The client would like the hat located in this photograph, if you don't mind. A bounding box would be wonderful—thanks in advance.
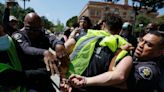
[9,15,17,22]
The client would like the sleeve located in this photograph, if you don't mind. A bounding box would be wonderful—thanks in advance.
[12,32,46,56]
[134,63,160,90]
[44,30,64,49]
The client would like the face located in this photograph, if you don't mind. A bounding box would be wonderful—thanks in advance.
[134,33,161,60]
[9,21,18,29]
[79,20,88,29]
[28,27,43,41]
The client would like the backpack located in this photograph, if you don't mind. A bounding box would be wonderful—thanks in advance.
[82,38,114,77]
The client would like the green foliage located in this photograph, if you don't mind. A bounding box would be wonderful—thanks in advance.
[66,16,78,27]
[0,3,5,24]
[52,19,64,33]
[133,0,164,12]
[0,2,55,30]
[134,14,152,32]
[41,16,54,30]
[155,15,164,25]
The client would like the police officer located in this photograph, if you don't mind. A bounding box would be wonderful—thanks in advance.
[12,12,67,92]
[127,31,163,92]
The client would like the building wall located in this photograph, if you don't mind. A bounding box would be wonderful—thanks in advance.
[79,1,157,25]
[79,1,135,25]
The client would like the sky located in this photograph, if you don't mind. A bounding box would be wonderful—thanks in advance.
[1,0,164,25]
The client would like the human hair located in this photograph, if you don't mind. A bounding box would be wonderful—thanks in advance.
[102,12,123,33]
[79,16,92,29]
[149,30,164,49]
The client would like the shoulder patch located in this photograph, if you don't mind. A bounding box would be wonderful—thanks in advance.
[12,33,23,43]
[138,66,153,80]
[13,33,22,40]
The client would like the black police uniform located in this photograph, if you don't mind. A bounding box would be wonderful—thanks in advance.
[12,28,63,92]
[12,28,63,70]
[128,57,160,92]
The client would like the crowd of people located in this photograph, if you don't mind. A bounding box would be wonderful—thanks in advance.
[0,2,164,92]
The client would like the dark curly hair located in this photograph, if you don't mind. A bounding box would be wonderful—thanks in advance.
[102,12,123,33]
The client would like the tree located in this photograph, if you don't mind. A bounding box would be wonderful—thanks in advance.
[41,16,54,30]
[0,2,56,30]
[155,15,164,25]
[0,3,5,24]
[53,19,64,33]
[133,13,152,37]
[66,16,78,27]
[132,0,164,12]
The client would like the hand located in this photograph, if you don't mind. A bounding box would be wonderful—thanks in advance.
[43,50,58,74]
[54,44,70,78]
[121,43,134,51]
[60,78,72,92]
[69,28,81,38]
[69,74,87,88]
[55,44,67,59]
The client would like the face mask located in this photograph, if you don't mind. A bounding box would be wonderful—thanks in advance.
[0,34,11,51]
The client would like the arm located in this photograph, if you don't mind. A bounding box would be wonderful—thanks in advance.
[64,38,76,55]
[70,55,133,87]
[12,32,46,56]
[21,41,46,55]
[86,55,132,86]
[64,28,80,55]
